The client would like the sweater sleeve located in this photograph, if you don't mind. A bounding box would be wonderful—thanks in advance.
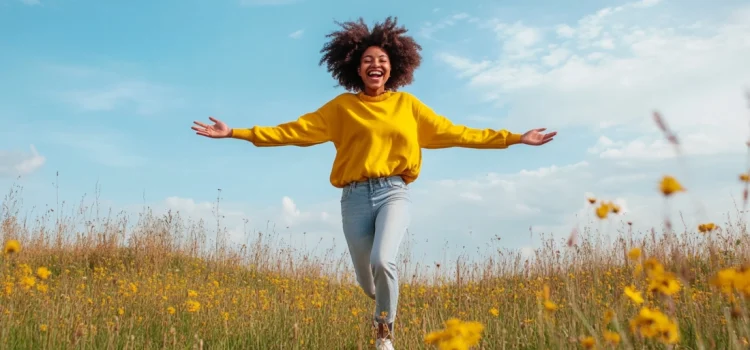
[412,95,522,149]
[230,101,334,147]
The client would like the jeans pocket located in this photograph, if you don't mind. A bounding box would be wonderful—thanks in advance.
[340,187,351,202]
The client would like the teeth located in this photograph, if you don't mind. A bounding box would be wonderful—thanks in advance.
[368,71,383,77]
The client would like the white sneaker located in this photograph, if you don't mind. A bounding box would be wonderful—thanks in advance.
[375,338,395,350]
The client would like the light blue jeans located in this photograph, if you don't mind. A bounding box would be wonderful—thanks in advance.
[340,176,411,327]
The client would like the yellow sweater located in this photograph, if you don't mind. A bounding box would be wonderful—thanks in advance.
[231,91,522,188]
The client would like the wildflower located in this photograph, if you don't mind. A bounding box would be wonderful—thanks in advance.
[489,307,499,317]
[20,276,35,291]
[603,330,621,345]
[596,203,610,219]
[698,223,716,233]
[629,307,679,344]
[543,300,558,312]
[424,318,484,350]
[646,265,681,297]
[3,282,12,296]
[36,267,51,280]
[627,248,641,261]
[3,240,20,254]
[186,300,201,313]
[659,175,684,196]
[624,286,644,305]
[603,309,615,325]
[188,289,198,298]
[39,324,48,332]
[580,336,596,349]
[167,306,176,315]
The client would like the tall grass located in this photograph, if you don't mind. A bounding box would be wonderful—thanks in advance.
[2,105,750,349]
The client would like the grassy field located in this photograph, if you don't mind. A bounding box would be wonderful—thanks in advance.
[3,112,750,349]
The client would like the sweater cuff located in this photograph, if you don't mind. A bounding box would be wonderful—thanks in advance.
[230,128,255,142]
[506,133,523,146]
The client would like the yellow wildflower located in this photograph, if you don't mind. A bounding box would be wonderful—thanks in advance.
[698,223,716,233]
[186,300,201,313]
[489,307,499,317]
[36,267,51,280]
[603,330,621,345]
[580,336,596,349]
[424,318,484,350]
[187,289,198,298]
[543,299,558,312]
[3,239,20,254]
[629,307,679,344]
[167,306,176,315]
[624,286,644,305]
[627,248,641,261]
[596,203,610,219]
[659,175,684,196]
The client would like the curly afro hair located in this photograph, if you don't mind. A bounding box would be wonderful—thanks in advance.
[319,16,422,92]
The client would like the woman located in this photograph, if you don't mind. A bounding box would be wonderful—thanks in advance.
[192,17,556,349]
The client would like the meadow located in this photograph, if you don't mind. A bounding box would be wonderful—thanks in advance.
[3,110,750,349]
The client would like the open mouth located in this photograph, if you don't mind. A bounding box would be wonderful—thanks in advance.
[367,70,384,78]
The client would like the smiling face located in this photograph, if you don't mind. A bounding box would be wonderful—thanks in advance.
[357,46,391,95]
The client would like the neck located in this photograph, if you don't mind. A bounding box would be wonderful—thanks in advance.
[363,87,385,96]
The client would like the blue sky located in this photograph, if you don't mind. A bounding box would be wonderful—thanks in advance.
[1,0,750,265]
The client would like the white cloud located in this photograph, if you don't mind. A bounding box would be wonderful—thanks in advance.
[289,29,304,39]
[41,63,184,116]
[419,12,476,39]
[438,2,750,158]
[0,145,45,177]
[62,81,181,116]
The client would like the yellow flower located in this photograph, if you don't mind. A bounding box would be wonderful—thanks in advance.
[36,267,51,280]
[20,276,35,290]
[543,299,558,312]
[698,222,716,233]
[596,203,610,219]
[624,286,644,305]
[186,300,201,313]
[424,318,484,350]
[39,324,48,332]
[629,307,679,344]
[627,248,641,261]
[603,330,621,345]
[659,175,685,196]
[166,306,176,315]
[3,239,20,254]
[489,307,499,317]
[603,309,615,325]
[580,336,596,349]
[187,289,198,298]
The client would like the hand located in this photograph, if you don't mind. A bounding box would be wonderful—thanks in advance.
[520,128,556,146]
[192,116,232,138]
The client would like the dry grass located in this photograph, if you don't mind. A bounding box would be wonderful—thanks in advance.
[2,106,750,349]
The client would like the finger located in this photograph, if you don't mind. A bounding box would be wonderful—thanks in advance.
[191,126,206,132]
[543,132,557,139]
[193,121,209,128]
[195,131,210,137]
[209,116,220,124]
[534,128,547,132]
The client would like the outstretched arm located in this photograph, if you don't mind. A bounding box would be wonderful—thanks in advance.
[193,103,333,147]
[230,111,329,147]
[413,96,555,148]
